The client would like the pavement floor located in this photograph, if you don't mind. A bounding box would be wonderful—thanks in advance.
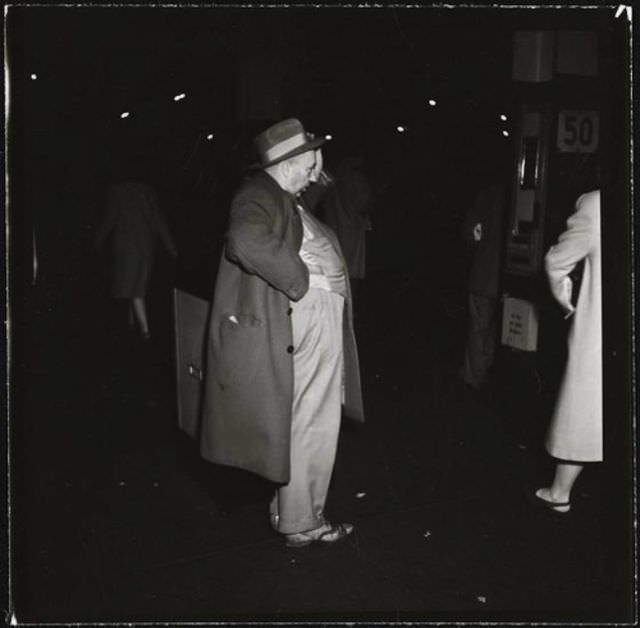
[8,265,636,625]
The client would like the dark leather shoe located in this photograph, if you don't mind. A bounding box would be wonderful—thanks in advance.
[524,485,571,513]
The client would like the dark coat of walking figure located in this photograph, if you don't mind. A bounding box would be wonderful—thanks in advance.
[95,181,177,339]
[460,182,506,389]
[199,119,364,548]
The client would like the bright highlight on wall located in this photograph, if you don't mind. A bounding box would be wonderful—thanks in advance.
[428,99,437,106]
[120,111,130,119]
[324,134,333,141]
[174,93,186,101]
[206,133,214,140]
[30,73,38,80]
[502,130,510,137]
[500,114,508,121]
[397,126,406,133]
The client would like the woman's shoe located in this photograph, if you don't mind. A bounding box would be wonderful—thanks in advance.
[524,485,571,513]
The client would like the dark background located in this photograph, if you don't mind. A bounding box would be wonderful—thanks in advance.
[6,5,631,288]
[6,6,521,287]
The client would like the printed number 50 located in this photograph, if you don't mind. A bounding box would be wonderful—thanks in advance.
[562,113,594,147]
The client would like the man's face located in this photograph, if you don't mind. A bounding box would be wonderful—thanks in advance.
[309,149,323,184]
[287,151,316,195]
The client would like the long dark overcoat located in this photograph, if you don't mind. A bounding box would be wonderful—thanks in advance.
[200,171,364,483]
[460,183,506,299]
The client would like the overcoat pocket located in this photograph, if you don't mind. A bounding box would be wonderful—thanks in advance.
[217,313,266,386]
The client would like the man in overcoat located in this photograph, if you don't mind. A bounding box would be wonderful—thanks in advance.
[200,118,364,547]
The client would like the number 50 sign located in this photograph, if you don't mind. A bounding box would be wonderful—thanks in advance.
[557,110,599,153]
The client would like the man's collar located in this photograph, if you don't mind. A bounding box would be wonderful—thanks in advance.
[251,170,298,202]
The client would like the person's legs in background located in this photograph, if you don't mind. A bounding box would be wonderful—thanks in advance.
[131,297,150,339]
[127,302,135,328]
[461,293,497,389]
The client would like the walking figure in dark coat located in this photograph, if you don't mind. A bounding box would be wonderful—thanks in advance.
[460,182,506,389]
[95,181,177,340]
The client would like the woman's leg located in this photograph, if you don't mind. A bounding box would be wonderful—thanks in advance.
[131,297,150,337]
[536,462,584,511]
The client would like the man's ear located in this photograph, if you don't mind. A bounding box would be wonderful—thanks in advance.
[279,160,291,178]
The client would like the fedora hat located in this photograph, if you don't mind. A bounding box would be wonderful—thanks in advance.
[254,118,324,168]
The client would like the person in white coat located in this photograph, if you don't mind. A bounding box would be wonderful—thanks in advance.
[528,189,602,513]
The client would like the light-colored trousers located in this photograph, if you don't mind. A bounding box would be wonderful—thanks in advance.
[462,293,497,389]
[270,287,344,534]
